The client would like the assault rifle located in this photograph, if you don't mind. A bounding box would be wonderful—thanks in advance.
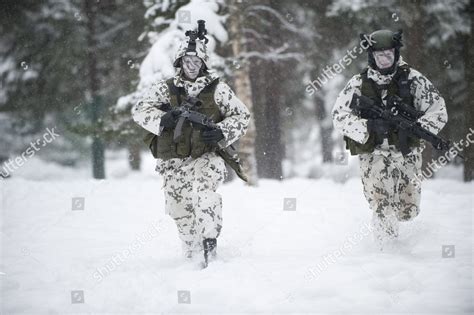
[158,97,248,182]
[158,97,220,144]
[350,94,461,158]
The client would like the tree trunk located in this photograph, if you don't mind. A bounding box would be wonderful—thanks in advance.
[85,0,105,179]
[260,62,284,179]
[403,1,434,174]
[229,0,258,185]
[314,94,333,163]
[250,60,268,178]
[245,0,284,179]
[463,0,474,181]
[250,59,284,180]
[311,0,334,164]
[128,142,141,171]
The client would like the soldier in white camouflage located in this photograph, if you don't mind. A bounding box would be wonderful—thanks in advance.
[132,24,250,266]
[332,30,448,247]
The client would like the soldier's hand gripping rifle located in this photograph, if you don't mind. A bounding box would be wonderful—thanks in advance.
[350,94,461,158]
[158,97,248,182]
[158,97,220,144]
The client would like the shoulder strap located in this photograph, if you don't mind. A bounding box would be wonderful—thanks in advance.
[360,67,369,77]
[361,68,384,99]
[395,64,412,99]
[166,78,184,106]
[199,78,220,95]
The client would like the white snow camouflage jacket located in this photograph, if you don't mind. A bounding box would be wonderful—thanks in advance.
[332,58,448,151]
[132,71,250,159]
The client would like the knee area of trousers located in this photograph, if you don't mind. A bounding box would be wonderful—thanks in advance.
[398,205,420,221]
[196,191,222,206]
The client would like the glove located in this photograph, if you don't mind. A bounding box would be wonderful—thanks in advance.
[160,109,180,129]
[367,118,392,136]
[201,128,225,145]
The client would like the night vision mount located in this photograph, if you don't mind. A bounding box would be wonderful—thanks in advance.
[185,20,209,52]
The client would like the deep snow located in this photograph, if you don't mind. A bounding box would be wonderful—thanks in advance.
[1,153,472,314]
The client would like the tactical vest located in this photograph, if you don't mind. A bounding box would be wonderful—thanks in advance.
[344,64,421,155]
[146,78,223,160]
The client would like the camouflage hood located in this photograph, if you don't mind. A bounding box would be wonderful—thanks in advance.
[173,71,220,97]
[173,38,210,69]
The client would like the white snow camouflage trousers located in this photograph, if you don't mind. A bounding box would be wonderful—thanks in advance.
[359,150,422,241]
[158,152,227,252]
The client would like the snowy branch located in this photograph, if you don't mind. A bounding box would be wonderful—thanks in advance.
[245,5,304,36]
[242,28,270,41]
[95,21,132,42]
[239,44,304,62]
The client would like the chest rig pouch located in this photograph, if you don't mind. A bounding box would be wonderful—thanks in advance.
[146,78,222,160]
[344,64,420,155]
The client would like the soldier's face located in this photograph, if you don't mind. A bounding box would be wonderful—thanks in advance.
[182,55,203,80]
[373,48,395,69]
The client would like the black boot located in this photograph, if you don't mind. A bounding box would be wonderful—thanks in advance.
[202,238,217,268]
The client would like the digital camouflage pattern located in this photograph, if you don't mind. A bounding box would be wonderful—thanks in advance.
[159,152,227,253]
[132,64,250,256]
[332,57,448,245]
[359,151,422,242]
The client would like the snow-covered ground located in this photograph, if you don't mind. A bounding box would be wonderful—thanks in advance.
[1,152,473,314]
